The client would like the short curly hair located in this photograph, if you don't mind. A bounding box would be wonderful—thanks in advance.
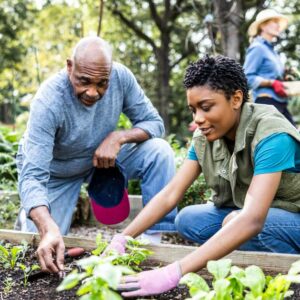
[183,55,249,103]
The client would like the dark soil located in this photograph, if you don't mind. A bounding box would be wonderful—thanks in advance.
[1,234,300,300]
[0,244,78,300]
[0,242,190,300]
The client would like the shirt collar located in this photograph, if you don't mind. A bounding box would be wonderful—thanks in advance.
[255,36,275,48]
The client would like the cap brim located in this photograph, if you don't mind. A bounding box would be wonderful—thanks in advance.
[90,189,130,225]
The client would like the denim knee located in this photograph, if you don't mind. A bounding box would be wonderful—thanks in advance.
[175,206,194,237]
[146,138,174,164]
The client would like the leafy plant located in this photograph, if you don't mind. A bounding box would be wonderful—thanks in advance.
[180,259,300,300]
[91,233,108,256]
[0,191,20,229]
[169,135,211,210]
[3,277,14,295]
[0,241,28,269]
[0,125,21,191]
[57,235,153,299]
[111,236,153,271]
[18,263,40,287]
[57,255,134,300]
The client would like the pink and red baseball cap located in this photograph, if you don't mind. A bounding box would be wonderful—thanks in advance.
[88,162,130,225]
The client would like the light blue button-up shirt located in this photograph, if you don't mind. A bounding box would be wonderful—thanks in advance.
[243,36,287,103]
[17,62,164,216]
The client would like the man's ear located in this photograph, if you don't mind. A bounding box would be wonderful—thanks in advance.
[231,90,243,109]
[66,59,73,74]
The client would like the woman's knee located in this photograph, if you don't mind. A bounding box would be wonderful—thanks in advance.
[175,204,227,243]
[175,206,192,232]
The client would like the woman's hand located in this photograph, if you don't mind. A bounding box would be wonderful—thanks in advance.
[118,261,182,297]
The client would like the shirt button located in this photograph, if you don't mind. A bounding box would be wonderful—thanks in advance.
[221,169,227,174]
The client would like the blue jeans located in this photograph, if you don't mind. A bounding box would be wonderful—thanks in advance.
[175,202,300,254]
[19,138,176,235]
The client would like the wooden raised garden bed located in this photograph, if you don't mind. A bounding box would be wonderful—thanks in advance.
[1,229,300,299]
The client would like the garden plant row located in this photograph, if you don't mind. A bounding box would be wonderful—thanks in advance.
[1,229,300,299]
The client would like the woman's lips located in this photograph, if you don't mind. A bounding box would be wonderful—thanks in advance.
[200,127,213,135]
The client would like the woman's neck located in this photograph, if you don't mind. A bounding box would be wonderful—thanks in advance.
[260,32,275,42]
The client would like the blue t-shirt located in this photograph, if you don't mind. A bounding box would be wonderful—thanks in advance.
[187,133,300,175]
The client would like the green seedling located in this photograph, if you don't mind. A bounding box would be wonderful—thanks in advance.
[18,263,40,287]
[0,241,28,269]
[180,259,300,300]
[3,277,14,295]
[112,236,153,271]
[91,233,108,256]
[57,255,134,300]
[57,236,152,299]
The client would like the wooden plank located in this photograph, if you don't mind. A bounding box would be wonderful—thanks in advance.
[147,244,300,273]
[1,229,299,273]
[284,81,300,96]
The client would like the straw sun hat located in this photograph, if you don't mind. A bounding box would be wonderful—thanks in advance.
[248,9,288,37]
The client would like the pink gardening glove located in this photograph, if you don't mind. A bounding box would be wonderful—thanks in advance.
[271,80,287,97]
[118,261,182,297]
[102,234,127,256]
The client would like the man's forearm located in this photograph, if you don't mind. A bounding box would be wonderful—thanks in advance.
[29,206,60,236]
[112,128,150,145]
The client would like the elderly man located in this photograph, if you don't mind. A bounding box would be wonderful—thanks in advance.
[16,37,176,273]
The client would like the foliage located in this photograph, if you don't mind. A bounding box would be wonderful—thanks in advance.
[3,277,14,295]
[91,233,108,256]
[0,240,28,269]
[180,258,300,300]
[0,191,20,229]
[0,125,21,190]
[288,96,300,124]
[111,236,153,271]
[167,134,211,210]
[18,263,40,287]
[57,235,152,299]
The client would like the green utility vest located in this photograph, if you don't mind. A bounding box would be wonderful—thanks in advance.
[193,102,300,212]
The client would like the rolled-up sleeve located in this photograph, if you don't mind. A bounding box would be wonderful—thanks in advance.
[18,99,58,217]
[244,46,264,90]
[121,66,165,138]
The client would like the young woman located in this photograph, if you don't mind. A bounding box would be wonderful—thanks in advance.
[243,9,296,126]
[105,55,300,298]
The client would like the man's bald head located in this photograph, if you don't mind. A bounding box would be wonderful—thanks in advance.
[67,37,113,106]
[71,36,113,66]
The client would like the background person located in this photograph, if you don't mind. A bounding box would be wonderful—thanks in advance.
[107,55,300,298]
[16,36,176,274]
[243,9,296,126]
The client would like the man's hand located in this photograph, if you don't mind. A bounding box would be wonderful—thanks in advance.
[30,206,65,273]
[271,80,288,97]
[36,228,65,273]
[93,132,123,168]
[118,261,182,297]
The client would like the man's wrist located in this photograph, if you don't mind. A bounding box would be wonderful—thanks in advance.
[30,206,59,236]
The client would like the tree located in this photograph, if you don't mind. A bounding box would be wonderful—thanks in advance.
[0,0,35,123]
[107,0,211,133]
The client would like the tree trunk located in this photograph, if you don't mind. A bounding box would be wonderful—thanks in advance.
[155,33,171,134]
[0,103,14,124]
[213,0,243,61]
